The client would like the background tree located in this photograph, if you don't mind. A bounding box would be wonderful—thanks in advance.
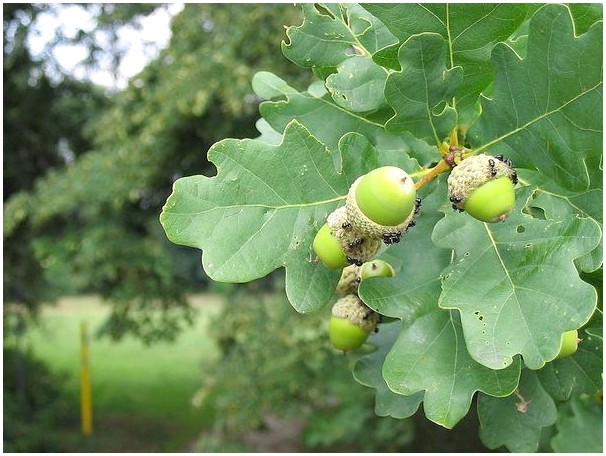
[4,3,309,341]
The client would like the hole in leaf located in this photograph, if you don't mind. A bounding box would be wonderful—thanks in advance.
[516,225,525,233]
[525,243,532,248]
[523,205,546,220]
[314,4,336,18]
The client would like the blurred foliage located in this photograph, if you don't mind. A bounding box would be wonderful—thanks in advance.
[3,345,76,452]
[4,4,312,342]
[193,288,416,452]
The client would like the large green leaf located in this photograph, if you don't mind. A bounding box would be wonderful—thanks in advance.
[433,188,601,370]
[383,308,520,429]
[478,370,558,452]
[353,321,424,419]
[384,33,462,145]
[160,124,417,312]
[361,3,529,126]
[469,5,603,224]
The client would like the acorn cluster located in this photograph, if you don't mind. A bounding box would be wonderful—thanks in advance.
[311,166,418,352]
[313,166,420,269]
[312,156,523,353]
[329,260,395,352]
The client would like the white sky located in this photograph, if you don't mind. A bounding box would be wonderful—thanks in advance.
[27,3,184,89]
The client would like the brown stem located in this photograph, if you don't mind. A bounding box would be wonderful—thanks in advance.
[414,159,451,189]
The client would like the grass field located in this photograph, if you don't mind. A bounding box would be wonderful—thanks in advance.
[20,294,225,452]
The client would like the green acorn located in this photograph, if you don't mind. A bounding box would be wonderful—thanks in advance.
[360,259,395,280]
[329,294,380,352]
[346,167,419,244]
[554,329,580,360]
[447,154,517,223]
[313,223,349,269]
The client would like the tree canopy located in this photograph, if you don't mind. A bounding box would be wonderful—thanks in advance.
[4,3,308,342]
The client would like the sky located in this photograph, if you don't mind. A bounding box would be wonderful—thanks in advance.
[27,3,184,89]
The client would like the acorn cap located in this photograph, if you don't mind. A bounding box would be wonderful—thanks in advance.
[345,176,418,243]
[447,154,516,210]
[327,206,382,265]
[331,294,380,333]
[335,264,361,296]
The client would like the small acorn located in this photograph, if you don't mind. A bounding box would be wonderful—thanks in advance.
[346,166,418,242]
[554,329,580,360]
[447,154,517,222]
[329,294,380,352]
[312,223,349,269]
[359,259,395,280]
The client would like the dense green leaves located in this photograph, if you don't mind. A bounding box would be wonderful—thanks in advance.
[362,3,530,126]
[4,4,309,341]
[470,5,603,222]
[159,2,603,446]
[359,188,520,428]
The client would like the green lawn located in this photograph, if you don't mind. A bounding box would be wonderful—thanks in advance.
[21,294,225,452]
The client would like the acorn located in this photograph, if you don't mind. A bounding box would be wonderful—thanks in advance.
[346,166,418,243]
[329,294,380,352]
[554,329,580,360]
[447,154,517,222]
[360,259,396,280]
[312,222,349,269]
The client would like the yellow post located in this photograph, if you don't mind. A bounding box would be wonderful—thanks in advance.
[80,321,93,435]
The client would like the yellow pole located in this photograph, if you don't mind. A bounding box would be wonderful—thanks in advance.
[80,321,93,435]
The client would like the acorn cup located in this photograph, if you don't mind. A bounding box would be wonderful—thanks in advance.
[335,264,361,296]
[326,206,382,266]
